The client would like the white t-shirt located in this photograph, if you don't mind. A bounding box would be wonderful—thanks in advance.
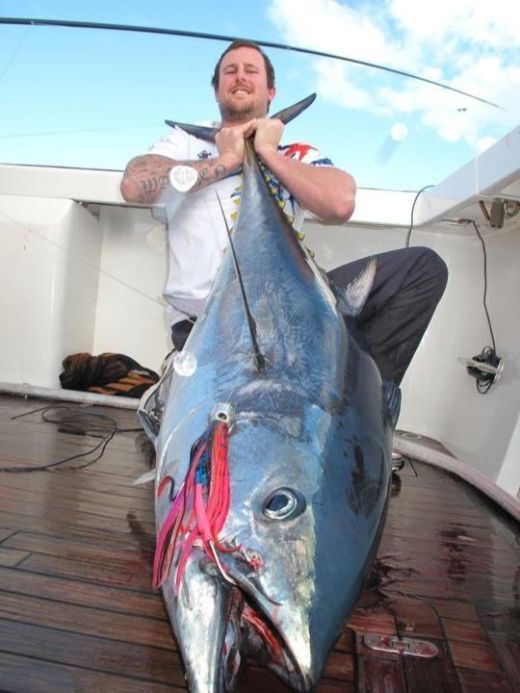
[149,127,333,326]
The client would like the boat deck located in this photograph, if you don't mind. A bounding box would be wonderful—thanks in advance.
[0,394,518,692]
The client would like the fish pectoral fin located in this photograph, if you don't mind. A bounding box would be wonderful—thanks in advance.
[342,257,377,316]
[132,469,156,485]
[165,121,219,142]
[270,93,316,125]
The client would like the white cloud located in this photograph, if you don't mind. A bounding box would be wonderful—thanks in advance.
[267,0,520,149]
[390,0,520,51]
[268,0,410,68]
[390,123,408,142]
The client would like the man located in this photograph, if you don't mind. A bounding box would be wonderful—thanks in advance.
[121,41,356,349]
[121,40,447,419]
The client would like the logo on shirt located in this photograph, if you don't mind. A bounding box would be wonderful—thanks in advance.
[198,150,212,159]
[282,143,317,161]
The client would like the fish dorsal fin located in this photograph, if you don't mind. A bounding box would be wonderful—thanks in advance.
[342,257,377,317]
[164,93,316,142]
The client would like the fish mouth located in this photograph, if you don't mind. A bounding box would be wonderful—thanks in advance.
[208,560,317,691]
[222,585,315,692]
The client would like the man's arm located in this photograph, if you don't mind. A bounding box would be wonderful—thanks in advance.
[120,153,237,204]
[120,121,255,204]
[254,119,356,224]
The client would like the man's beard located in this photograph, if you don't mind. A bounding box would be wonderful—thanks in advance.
[218,95,269,123]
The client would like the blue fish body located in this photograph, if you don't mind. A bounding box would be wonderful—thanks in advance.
[151,105,394,692]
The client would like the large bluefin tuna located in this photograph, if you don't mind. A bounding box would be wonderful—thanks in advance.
[145,96,398,692]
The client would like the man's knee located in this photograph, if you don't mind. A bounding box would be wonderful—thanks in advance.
[415,247,448,297]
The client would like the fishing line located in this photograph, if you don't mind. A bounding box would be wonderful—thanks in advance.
[0,404,142,473]
[0,25,29,87]
[0,206,162,305]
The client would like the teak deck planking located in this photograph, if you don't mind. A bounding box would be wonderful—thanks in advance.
[0,394,518,692]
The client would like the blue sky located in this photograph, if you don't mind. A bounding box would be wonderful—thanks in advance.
[0,0,518,190]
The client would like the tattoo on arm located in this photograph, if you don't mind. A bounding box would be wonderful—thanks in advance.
[122,155,173,203]
[198,165,211,182]
[141,176,168,194]
[122,153,233,203]
[188,160,229,190]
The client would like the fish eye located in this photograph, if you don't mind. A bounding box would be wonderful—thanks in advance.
[262,488,306,521]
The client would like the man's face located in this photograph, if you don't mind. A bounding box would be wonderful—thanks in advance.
[215,47,276,123]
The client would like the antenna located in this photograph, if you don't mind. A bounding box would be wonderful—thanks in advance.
[215,192,265,372]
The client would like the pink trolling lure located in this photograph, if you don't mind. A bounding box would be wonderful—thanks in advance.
[153,419,234,591]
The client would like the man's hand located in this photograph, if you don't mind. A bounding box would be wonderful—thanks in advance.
[215,120,259,170]
[254,118,284,156]
[250,117,356,224]
[121,120,263,203]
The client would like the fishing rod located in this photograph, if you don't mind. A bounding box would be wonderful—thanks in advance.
[0,16,499,108]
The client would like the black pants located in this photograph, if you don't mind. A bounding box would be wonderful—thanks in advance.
[171,247,448,385]
[328,247,447,384]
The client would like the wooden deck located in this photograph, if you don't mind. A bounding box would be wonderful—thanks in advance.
[0,393,518,692]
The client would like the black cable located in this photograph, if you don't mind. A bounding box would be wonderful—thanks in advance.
[403,186,500,394]
[470,220,496,354]
[408,458,419,477]
[466,220,499,395]
[469,346,498,395]
[10,402,58,420]
[404,184,434,247]
[404,187,496,359]
[0,404,141,473]
[40,405,141,433]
